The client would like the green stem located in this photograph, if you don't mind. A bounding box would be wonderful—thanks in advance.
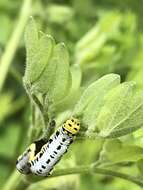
[31,94,49,133]
[32,103,36,128]
[28,103,36,143]
[0,0,32,92]
[50,165,89,177]
[45,122,55,140]
[31,94,43,114]
[6,164,143,190]
[42,94,50,131]
[28,164,143,188]
[92,166,143,187]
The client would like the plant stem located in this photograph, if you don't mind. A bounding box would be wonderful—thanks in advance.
[28,164,143,188]
[31,94,50,135]
[45,121,55,140]
[42,94,50,132]
[28,103,36,143]
[50,165,90,177]
[92,166,143,187]
[28,99,42,143]
[32,103,36,128]
[0,0,32,92]
[31,94,43,114]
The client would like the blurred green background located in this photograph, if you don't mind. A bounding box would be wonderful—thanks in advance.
[1,0,143,189]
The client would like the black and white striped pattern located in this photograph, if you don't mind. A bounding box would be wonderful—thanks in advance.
[16,118,80,176]
[28,127,73,176]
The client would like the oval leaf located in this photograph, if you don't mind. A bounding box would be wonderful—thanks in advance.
[73,74,120,118]
[24,17,38,84]
[97,82,143,138]
[53,64,82,113]
[24,17,54,85]
[33,43,72,102]
[100,139,143,163]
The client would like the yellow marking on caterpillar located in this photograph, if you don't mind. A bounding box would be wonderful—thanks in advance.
[29,143,36,161]
[63,118,80,135]
[28,143,47,163]
[18,155,22,160]
[16,118,80,176]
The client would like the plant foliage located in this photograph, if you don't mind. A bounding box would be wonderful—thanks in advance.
[1,1,143,190]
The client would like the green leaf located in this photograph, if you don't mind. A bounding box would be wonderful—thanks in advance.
[73,74,120,119]
[53,64,82,113]
[84,75,121,132]
[33,43,72,102]
[24,17,38,84]
[30,34,55,84]
[100,139,143,163]
[97,83,143,138]
[24,17,55,85]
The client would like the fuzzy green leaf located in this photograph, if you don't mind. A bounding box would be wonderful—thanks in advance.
[97,83,143,138]
[30,34,55,84]
[24,17,55,86]
[100,139,143,163]
[24,17,38,84]
[73,74,120,119]
[53,64,82,113]
[83,75,121,132]
[33,43,71,102]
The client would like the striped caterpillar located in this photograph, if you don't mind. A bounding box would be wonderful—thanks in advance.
[16,118,80,176]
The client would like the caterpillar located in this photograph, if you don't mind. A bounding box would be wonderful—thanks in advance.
[16,118,80,176]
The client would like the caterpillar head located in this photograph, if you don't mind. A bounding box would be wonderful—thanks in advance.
[63,118,80,135]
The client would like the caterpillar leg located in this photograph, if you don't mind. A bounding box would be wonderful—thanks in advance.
[47,168,53,176]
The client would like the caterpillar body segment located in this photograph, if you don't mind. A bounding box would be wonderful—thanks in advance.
[16,118,80,176]
[28,127,73,176]
[16,143,35,174]
[16,139,46,174]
